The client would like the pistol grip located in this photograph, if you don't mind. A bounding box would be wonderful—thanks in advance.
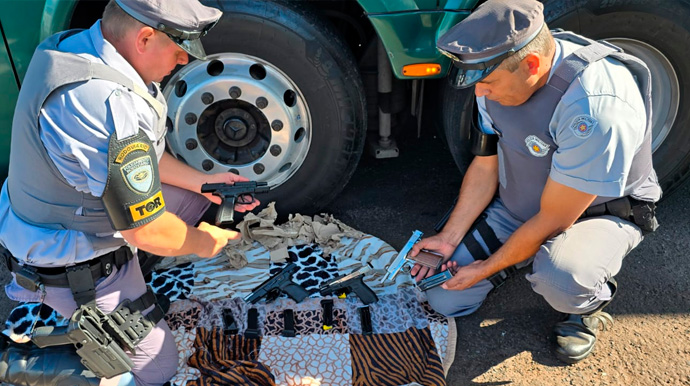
[215,195,237,226]
[354,284,379,305]
[414,249,444,271]
[283,282,309,303]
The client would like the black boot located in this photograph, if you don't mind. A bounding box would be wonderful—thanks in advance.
[553,278,617,364]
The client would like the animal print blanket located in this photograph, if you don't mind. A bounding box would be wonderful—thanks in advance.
[5,206,456,386]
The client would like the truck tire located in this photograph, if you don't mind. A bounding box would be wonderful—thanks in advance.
[443,0,690,196]
[163,0,366,215]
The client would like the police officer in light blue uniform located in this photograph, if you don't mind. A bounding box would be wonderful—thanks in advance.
[410,0,660,364]
[0,1,259,385]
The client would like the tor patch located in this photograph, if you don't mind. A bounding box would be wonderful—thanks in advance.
[121,156,154,194]
[525,135,550,157]
[570,115,597,139]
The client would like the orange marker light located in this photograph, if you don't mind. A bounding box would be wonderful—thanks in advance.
[402,63,442,77]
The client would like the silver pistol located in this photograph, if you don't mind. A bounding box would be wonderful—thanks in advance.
[381,230,444,283]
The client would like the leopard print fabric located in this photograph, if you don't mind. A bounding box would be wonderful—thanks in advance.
[146,262,195,302]
[4,302,65,337]
[270,244,340,294]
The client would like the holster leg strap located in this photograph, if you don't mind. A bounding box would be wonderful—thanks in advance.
[460,216,516,288]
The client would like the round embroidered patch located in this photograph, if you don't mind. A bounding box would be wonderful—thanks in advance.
[525,135,550,157]
[570,115,598,139]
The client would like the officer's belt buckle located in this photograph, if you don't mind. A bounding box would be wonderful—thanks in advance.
[16,265,42,293]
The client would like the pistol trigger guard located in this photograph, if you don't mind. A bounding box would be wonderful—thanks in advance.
[266,288,280,302]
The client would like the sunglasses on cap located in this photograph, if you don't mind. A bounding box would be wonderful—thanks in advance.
[156,20,219,60]
[439,47,517,89]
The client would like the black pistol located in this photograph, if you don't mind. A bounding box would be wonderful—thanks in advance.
[244,263,310,304]
[319,264,379,305]
[200,181,269,226]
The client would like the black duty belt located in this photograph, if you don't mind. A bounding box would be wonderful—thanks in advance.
[580,196,659,234]
[3,245,133,299]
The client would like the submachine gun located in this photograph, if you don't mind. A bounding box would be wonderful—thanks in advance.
[201,181,269,226]
[319,264,379,305]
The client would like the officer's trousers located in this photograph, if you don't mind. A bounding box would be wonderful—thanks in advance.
[6,184,211,386]
[425,198,643,317]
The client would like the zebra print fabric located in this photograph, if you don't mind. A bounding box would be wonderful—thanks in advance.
[351,327,446,386]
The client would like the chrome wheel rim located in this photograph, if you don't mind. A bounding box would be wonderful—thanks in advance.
[163,54,312,188]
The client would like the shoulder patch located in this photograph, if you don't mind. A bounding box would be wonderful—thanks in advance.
[525,135,550,157]
[570,115,598,139]
[120,155,154,194]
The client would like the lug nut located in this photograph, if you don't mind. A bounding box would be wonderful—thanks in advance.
[229,168,239,175]
[271,120,283,131]
[256,97,268,109]
[253,163,265,174]
[202,160,214,171]
[201,92,214,105]
[229,87,242,99]
[270,145,282,156]
[185,139,198,150]
[185,113,197,125]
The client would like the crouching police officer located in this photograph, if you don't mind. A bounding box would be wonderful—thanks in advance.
[0,1,259,385]
[410,0,660,364]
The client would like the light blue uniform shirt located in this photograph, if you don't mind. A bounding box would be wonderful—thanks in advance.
[476,38,657,200]
[0,21,162,267]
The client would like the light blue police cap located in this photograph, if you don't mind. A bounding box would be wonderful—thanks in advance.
[114,0,222,60]
[437,0,545,88]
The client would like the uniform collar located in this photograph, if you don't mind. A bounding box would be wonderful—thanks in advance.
[90,20,150,91]
[546,39,563,84]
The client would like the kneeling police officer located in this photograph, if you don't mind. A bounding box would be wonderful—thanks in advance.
[411,0,660,364]
[0,1,259,385]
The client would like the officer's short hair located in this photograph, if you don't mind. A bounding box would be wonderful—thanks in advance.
[102,0,145,42]
[499,23,554,72]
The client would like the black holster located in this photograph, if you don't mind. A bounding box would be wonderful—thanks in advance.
[581,196,659,234]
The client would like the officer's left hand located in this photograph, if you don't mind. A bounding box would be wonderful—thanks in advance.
[201,172,261,212]
[440,260,487,291]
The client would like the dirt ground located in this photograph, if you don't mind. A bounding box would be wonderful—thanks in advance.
[1,134,689,386]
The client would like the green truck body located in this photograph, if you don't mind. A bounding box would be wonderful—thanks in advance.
[2,0,689,213]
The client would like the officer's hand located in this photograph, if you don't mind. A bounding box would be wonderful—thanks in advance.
[441,260,485,291]
[197,221,241,258]
[201,172,261,212]
[409,234,456,282]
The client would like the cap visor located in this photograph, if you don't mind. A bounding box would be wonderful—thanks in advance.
[448,65,498,89]
[176,39,207,60]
